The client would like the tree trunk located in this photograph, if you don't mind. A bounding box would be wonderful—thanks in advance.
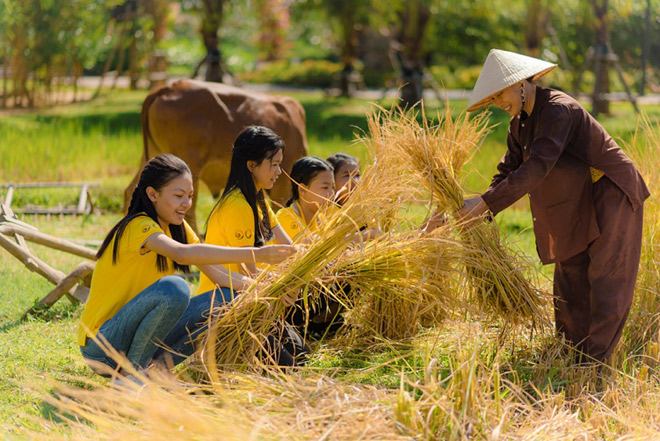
[591,0,610,116]
[128,31,140,89]
[640,0,651,96]
[2,46,7,108]
[73,60,82,103]
[128,2,140,90]
[399,64,423,108]
[525,0,547,58]
[338,6,358,97]
[338,63,355,97]
[146,0,170,43]
[201,0,224,83]
[395,0,430,108]
[146,0,170,89]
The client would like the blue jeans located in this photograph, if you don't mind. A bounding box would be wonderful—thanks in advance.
[80,275,234,372]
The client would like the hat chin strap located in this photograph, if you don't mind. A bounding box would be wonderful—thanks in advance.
[519,82,526,115]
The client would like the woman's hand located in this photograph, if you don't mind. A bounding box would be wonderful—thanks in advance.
[454,196,490,227]
[255,244,297,265]
[420,210,448,234]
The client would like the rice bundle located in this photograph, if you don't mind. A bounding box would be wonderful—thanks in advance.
[200,217,360,368]
[326,229,462,341]
[200,149,417,367]
[372,106,547,325]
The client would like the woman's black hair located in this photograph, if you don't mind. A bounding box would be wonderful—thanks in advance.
[286,156,334,206]
[326,153,359,176]
[211,125,284,247]
[96,154,192,273]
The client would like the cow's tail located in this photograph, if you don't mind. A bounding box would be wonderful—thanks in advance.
[141,85,172,163]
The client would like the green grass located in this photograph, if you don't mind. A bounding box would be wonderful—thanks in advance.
[0,88,655,433]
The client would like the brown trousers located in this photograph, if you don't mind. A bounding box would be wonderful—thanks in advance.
[553,177,644,361]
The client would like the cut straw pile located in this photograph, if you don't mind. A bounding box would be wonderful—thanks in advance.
[199,215,361,368]
[197,104,549,370]
[199,141,452,366]
[196,108,483,366]
[369,106,548,326]
[326,229,462,341]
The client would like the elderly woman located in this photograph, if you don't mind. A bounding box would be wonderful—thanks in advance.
[457,49,649,362]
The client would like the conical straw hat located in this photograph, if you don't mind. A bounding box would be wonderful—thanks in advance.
[467,49,557,112]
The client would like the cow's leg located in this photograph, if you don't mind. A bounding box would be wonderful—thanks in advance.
[268,176,291,210]
[200,161,228,199]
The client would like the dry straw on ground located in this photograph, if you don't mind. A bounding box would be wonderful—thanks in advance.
[15,109,660,441]
[17,322,660,440]
[18,363,404,441]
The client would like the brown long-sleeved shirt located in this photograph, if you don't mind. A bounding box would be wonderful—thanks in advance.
[482,87,650,264]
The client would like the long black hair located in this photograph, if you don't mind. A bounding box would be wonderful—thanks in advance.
[286,156,334,206]
[96,154,192,273]
[211,125,284,247]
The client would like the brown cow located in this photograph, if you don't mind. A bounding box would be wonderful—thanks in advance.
[126,79,308,231]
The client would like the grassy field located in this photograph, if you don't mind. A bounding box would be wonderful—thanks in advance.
[1,89,659,438]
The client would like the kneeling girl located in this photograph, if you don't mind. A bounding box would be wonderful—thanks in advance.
[200,126,308,365]
[79,154,294,379]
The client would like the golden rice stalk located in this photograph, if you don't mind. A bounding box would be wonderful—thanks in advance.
[460,221,546,323]
[370,106,548,325]
[365,105,489,211]
[200,219,358,367]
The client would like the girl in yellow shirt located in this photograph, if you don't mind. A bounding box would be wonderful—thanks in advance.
[201,126,307,366]
[277,156,335,242]
[199,126,294,292]
[276,156,346,339]
[79,154,295,384]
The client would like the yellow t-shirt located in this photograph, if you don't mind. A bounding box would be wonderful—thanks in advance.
[276,205,306,240]
[78,215,200,346]
[197,189,279,294]
[277,202,334,241]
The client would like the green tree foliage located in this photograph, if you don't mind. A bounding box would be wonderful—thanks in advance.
[425,0,524,69]
[0,0,113,107]
[610,0,660,91]
[290,0,371,96]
